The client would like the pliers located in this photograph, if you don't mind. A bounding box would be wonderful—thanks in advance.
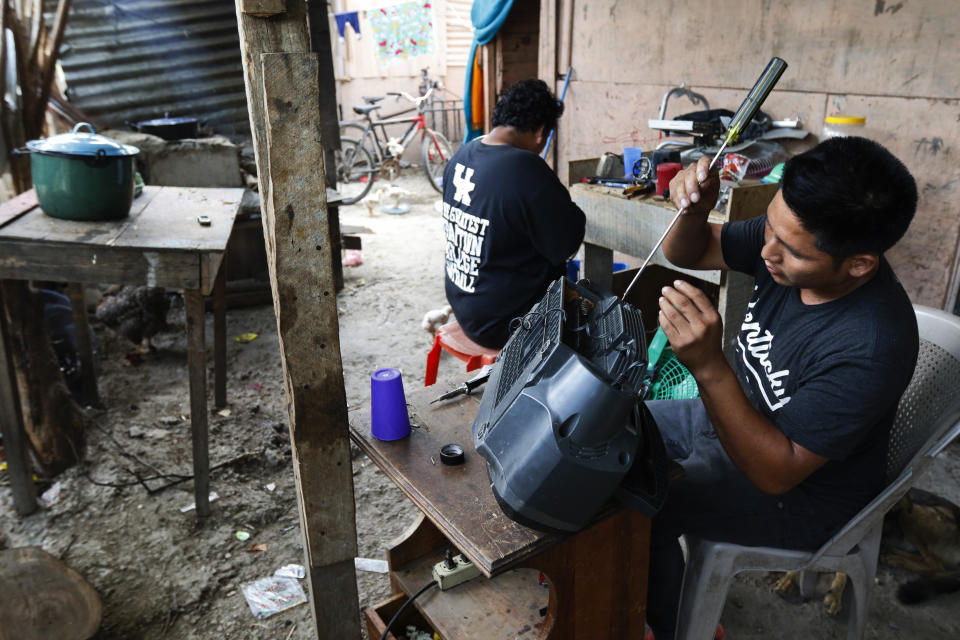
[430,366,493,404]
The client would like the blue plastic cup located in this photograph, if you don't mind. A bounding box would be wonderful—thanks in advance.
[370,368,411,441]
[566,259,581,281]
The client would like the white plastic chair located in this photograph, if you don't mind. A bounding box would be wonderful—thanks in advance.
[675,305,960,640]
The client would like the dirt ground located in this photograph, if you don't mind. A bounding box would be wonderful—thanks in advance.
[2,171,960,639]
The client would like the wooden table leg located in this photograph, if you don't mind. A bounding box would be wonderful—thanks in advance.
[66,283,100,408]
[583,242,614,292]
[0,285,37,515]
[519,509,650,640]
[213,262,227,409]
[184,289,210,517]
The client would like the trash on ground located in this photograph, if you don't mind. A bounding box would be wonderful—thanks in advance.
[245,543,269,553]
[342,249,363,267]
[265,482,276,492]
[354,557,389,573]
[240,576,307,619]
[274,564,306,579]
[217,408,232,417]
[179,491,219,513]
[235,333,259,343]
[405,625,434,640]
[38,481,63,508]
[236,531,251,541]
[129,425,168,439]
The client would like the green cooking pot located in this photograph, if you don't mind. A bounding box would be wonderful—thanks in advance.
[22,122,139,221]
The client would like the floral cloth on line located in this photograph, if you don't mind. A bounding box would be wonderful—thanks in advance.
[370,2,434,61]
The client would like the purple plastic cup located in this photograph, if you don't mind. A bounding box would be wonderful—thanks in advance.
[370,368,411,441]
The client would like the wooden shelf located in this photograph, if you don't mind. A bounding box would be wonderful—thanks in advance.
[366,514,548,640]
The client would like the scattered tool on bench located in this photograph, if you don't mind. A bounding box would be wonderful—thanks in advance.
[623,183,655,198]
[430,365,492,404]
[622,56,788,299]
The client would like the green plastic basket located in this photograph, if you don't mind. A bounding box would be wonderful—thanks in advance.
[645,328,700,401]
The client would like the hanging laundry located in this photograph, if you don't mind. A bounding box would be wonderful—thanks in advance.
[334,11,361,42]
[369,2,434,62]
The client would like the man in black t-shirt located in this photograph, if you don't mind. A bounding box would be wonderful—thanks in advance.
[442,79,585,349]
[644,137,919,640]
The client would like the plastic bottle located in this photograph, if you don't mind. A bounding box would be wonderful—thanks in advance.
[822,115,866,139]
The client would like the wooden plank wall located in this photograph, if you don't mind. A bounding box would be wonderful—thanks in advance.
[541,0,960,310]
[496,2,540,91]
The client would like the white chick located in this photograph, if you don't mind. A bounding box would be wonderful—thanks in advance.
[421,304,452,335]
[364,183,413,216]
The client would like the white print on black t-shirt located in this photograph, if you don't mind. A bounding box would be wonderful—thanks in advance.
[452,163,476,206]
[443,163,489,293]
[736,296,792,411]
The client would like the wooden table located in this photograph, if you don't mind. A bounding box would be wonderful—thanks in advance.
[0,186,244,517]
[350,384,650,640]
[570,181,777,362]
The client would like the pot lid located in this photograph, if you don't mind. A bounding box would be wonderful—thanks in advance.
[26,122,139,157]
[137,115,198,126]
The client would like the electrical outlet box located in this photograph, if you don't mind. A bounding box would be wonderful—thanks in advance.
[431,554,481,590]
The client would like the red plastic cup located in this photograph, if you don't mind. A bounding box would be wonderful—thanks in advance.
[656,162,683,196]
[370,368,411,441]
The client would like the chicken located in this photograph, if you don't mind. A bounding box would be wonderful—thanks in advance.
[363,183,413,217]
[422,304,452,335]
[95,285,170,351]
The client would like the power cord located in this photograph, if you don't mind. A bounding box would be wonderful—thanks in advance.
[379,580,438,640]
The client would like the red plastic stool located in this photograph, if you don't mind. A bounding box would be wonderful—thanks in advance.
[424,320,499,386]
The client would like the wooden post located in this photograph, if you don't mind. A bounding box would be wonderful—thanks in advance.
[240,0,287,18]
[0,284,37,515]
[538,0,558,170]
[260,51,360,639]
[234,0,310,227]
[306,0,344,291]
[234,3,361,635]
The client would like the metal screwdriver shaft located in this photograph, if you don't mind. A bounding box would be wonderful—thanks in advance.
[621,141,728,299]
[621,57,788,300]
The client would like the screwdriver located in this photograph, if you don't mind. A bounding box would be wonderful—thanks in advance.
[622,57,788,299]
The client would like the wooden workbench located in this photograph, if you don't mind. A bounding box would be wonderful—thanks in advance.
[570,181,777,362]
[0,186,244,517]
[350,383,650,640]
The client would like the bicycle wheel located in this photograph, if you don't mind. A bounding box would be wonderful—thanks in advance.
[340,122,378,161]
[336,137,376,205]
[421,130,452,193]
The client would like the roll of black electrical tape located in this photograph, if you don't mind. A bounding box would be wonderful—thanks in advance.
[440,444,465,465]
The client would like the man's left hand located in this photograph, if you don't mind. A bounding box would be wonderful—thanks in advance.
[658,280,725,379]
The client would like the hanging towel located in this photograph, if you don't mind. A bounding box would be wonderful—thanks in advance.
[463,0,515,142]
[334,11,361,41]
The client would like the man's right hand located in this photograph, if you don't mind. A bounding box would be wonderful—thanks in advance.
[669,156,720,216]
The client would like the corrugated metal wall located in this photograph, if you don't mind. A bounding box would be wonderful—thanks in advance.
[48,0,249,138]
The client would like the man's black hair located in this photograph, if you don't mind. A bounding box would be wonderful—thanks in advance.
[491,79,563,134]
[781,136,917,259]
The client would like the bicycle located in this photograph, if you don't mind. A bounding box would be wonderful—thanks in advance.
[336,86,454,204]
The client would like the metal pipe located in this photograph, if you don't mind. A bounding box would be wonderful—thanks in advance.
[541,66,572,160]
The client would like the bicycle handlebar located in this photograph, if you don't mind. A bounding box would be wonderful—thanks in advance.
[387,87,435,108]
